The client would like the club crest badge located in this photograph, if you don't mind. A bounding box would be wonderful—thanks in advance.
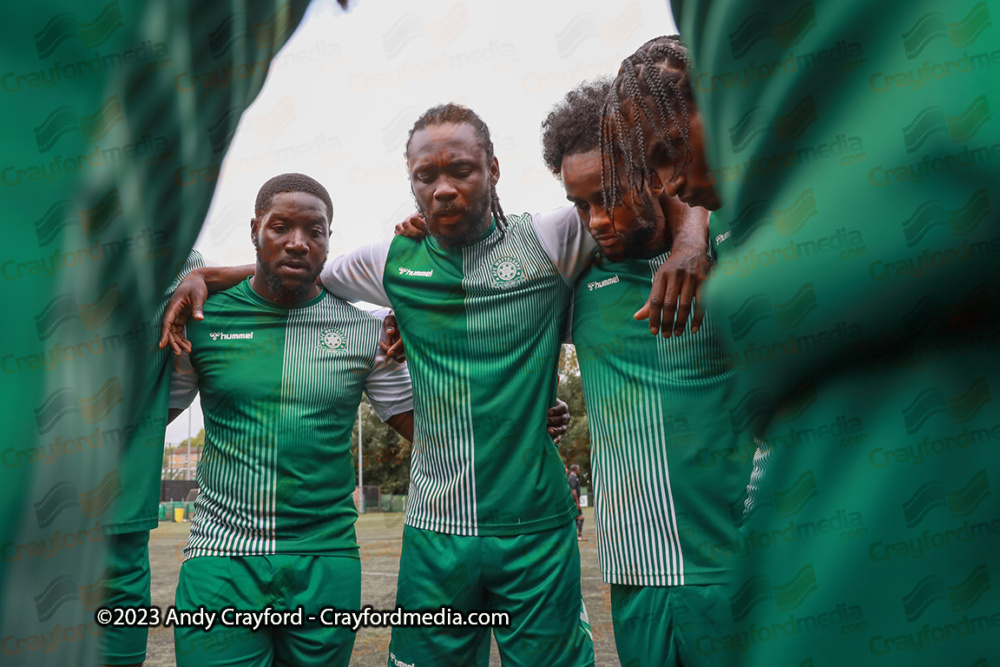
[490,256,524,288]
[319,326,346,353]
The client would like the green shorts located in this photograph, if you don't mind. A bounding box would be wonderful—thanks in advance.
[174,553,361,667]
[99,530,152,666]
[388,521,594,667]
[611,583,734,667]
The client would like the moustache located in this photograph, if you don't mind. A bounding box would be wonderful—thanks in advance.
[430,204,468,219]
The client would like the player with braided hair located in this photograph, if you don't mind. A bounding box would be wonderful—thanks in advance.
[163,99,714,664]
[542,77,746,667]
[595,37,717,338]
[602,35,720,215]
[405,104,508,241]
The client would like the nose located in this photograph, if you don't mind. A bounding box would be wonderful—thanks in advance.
[433,176,458,202]
[285,228,309,252]
[588,204,613,236]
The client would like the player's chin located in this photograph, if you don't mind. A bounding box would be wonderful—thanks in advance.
[433,220,477,245]
[598,242,625,262]
[278,273,319,293]
[694,185,722,211]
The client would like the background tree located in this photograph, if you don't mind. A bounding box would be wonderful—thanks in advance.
[557,345,591,492]
[351,397,412,494]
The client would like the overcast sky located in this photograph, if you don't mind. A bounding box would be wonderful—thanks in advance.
[167,0,676,445]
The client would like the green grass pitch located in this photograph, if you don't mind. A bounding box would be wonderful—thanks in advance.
[146,507,621,666]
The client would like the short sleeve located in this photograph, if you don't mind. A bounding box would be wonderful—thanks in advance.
[169,346,199,411]
[363,308,414,422]
[320,240,393,307]
[531,206,598,286]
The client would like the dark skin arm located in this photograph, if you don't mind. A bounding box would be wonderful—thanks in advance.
[385,410,414,442]
[635,197,711,337]
[159,265,254,356]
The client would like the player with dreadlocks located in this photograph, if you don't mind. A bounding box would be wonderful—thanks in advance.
[542,77,746,667]
[602,35,720,215]
[671,0,1000,663]
[405,104,510,243]
[597,35,717,338]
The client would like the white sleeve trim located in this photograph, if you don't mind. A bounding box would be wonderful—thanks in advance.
[532,205,597,286]
[364,308,414,422]
[320,240,392,307]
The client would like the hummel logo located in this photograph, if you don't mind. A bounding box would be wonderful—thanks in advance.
[587,275,620,291]
[399,267,433,277]
[210,332,253,340]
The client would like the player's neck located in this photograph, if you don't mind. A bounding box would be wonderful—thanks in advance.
[621,228,673,262]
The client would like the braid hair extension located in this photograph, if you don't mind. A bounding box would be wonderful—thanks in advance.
[599,67,660,234]
[601,36,695,225]
[405,103,508,240]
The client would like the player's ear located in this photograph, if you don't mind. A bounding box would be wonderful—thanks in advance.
[649,170,665,196]
[250,217,260,249]
[489,156,500,187]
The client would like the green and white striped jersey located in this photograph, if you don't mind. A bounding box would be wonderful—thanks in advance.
[170,280,412,559]
[573,249,750,586]
[321,210,594,536]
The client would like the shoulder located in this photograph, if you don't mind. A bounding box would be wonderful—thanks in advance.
[505,211,535,228]
[528,206,580,231]
[314,292,383,322]
[201,280,252,314]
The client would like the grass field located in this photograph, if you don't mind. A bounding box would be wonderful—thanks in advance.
[146,507,621,666]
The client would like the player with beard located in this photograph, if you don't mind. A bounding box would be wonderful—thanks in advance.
[541,78,748,667]
[307,105,598,667]
[167,173,415,667]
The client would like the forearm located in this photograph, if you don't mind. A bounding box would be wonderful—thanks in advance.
[386,410,414,442]
[666,198,710,254]
[201,264,254,293]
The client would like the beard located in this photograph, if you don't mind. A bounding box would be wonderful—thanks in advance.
[415,186,493,247]
[257,250,324,303]
[622,213,659,258]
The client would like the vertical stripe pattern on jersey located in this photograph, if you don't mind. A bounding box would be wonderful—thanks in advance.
[406,357,477,535]
[579,250,742,587]
[187,315,285,558]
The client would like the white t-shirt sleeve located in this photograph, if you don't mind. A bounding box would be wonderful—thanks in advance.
[363,308,414,422]
[320,240,393,307]
[532,205,597,286]
[168,346,199,411]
